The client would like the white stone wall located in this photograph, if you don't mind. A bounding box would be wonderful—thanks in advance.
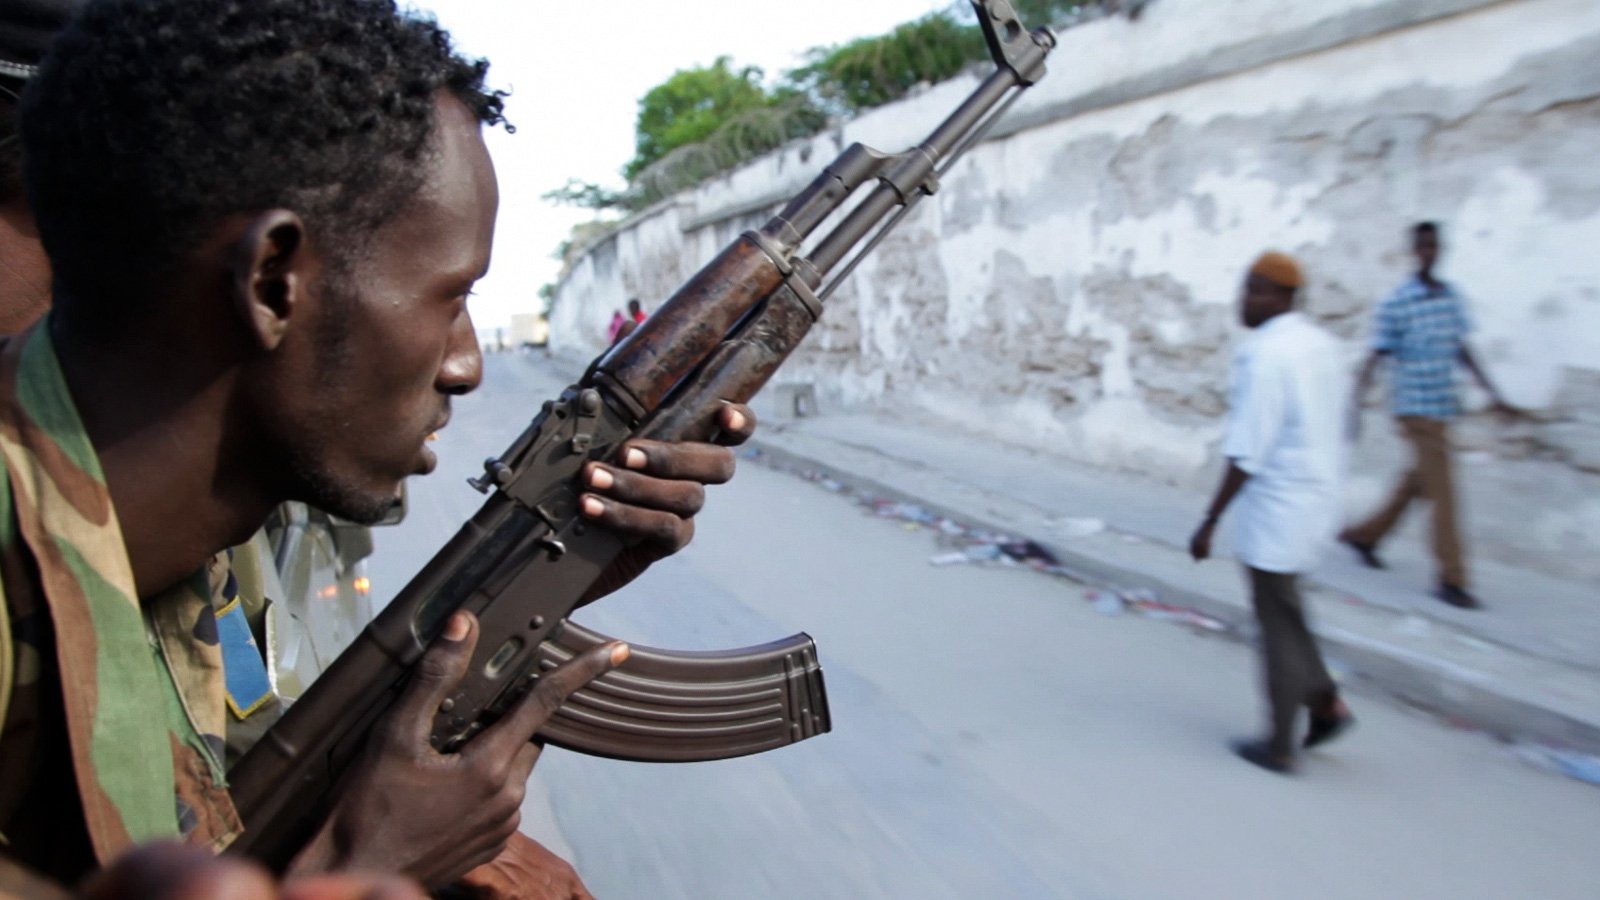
[550,0,1600,580]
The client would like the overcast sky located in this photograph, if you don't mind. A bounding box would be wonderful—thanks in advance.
[411,0,952,332]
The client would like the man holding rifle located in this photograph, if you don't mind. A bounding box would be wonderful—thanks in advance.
[0,0,753,895]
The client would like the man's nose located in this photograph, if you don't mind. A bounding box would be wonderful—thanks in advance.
[438,307,483,395]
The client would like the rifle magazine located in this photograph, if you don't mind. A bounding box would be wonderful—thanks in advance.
[536,621,829,762]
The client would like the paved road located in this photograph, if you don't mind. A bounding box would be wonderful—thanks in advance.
[367,352,1599,900]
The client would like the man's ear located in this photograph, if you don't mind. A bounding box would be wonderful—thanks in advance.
[231,210,309,352]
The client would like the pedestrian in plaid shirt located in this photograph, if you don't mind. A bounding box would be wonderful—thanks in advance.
[1339,222,1522,609]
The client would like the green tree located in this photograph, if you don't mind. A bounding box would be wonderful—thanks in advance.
[625,57,773,181]
[541,178,628,211]
[546,2,1109,260]
[788,11,987,116]
[628,90,826,209]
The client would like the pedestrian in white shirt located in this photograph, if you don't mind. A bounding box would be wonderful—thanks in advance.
[1190,251,1356,774]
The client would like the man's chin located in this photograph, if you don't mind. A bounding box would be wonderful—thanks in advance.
[287,455,411,525]
[322,495,397,526]
[302,480,407,526]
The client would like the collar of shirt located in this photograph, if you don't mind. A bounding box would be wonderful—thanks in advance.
[1398,274,1455,300]
[1247,309,1307,347]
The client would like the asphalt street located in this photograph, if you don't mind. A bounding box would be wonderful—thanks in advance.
[365,352,1600,900]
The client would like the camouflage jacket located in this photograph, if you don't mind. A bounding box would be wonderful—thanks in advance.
[0,322,274,882]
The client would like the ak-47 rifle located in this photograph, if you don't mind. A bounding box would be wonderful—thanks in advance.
[228,0,1055,868]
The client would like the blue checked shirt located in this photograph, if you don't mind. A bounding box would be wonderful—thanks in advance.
[1373,276,1472,419]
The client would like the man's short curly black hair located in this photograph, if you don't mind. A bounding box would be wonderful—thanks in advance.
[20,0,507,306]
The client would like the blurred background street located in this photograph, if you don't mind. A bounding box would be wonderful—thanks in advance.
[367,353,1600,900]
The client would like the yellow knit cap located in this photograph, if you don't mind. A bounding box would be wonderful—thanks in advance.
[1249,251,1305,289]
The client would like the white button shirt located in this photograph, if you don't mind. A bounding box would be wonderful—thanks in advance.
[1222,311,1348,574]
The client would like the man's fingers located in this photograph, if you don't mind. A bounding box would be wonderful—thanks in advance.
[581,496,695,554]
[386,612,479,747]
[476,642,629,760]
[715,402,757,447]
[505,740,544,787]
[612,439,737,485]
[584,463,707,519]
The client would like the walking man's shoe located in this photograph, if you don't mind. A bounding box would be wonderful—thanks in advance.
[1232,739,1294,775]
[1304,701,1356,750]
[1338,533,1386,570]
[1435,583,1481,610]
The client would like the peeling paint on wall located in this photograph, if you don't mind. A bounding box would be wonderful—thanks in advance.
[549,0,1600,580]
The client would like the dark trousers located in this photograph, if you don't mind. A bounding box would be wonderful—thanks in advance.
[1247,567,1337,757]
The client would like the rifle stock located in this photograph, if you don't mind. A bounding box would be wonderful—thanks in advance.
[228,0,1054,869]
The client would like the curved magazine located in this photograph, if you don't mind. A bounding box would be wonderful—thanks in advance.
[537,621,830,762]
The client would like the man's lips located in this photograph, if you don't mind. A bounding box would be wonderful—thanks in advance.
[426,413,451,442]
[418,415,449,473]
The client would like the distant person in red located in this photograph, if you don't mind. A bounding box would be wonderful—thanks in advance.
[611,298,647,345]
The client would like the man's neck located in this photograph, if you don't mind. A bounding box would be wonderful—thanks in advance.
[0,200,51,335]
[51,313,277,599]
[1252,307,1294,330]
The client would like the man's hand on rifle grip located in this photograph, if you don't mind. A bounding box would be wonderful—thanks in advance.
[285,612,628,889]
[576,402,756,605]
